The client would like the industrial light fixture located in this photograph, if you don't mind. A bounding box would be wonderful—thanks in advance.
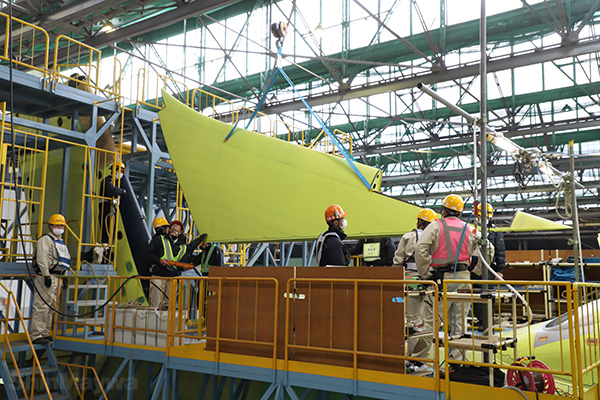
[100,21,116,33]
[486,132,521,155]
[313,23,324,39]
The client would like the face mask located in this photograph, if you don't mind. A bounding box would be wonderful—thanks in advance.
[52,228,65,236]
[340,219,348,230]
[170,231,181,241]
[118,172,124,180]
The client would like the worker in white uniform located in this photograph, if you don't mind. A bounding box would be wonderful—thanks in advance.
[30,214,71,345]
[415,194,478,360]
[393,208,437,372]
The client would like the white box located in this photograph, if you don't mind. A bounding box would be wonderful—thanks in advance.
[134,308,148,346]
[113,308,124,343]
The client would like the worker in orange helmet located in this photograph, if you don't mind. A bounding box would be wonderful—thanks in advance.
[316,205,349,266]
[415,194,479,360]
[393,208,437,373]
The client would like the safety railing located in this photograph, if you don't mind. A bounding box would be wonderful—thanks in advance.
[573,282,600,397]
[137,68,190,110]
[233,105,274,136]
[0,12,50,77]
[174,181,200,239]
[54,57,123,102]
[273,120,305,145]
[0,281,53,399]
[190,88,236,122]
[168,277,279,367]
[442,279,576,398]
[0,106,123,268]
[0,102,47,260]
[284,278,439,382]
[221,243,249,266]
[43,275,600,397]
[53,35,101,94]
[57,361,108,400]
[309,129,353,157]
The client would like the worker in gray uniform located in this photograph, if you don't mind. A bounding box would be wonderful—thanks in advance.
[415,194,478,360]
[30,214,71,345]
[393,208,437,372]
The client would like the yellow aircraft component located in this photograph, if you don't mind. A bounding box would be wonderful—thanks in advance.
[492,211,571,232]
[158,90,422,243]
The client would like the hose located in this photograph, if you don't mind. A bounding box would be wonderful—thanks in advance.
[479,255,533,325]
[502,385,531,400]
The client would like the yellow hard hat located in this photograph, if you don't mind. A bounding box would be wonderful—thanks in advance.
[48,214,66,225]
[112,161,125,172]
[152,217,169,229]
[417,208,437,223]
[442,194,464,213]
[477,203,494,217]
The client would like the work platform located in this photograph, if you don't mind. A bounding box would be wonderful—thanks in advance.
[0,267,592,399]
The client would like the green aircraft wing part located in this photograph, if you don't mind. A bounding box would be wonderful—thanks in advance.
[490,211,571,232]
[114,215,148,305]
[158,91,422,243]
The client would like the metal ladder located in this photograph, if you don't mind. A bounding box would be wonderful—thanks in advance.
[0,340,71,400]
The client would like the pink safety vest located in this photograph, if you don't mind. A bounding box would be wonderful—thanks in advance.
[430,217,470,267]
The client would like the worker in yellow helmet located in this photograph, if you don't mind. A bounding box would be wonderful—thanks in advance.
[30,214,71,345]
[393,208,437,373]
[415,194,479,360]
[475,203,505,278]
[152,217,170,237]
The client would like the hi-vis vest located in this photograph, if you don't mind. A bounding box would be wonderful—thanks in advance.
[403,229,422,271]
[200,244,217,274]
[34,234,71,274]
[316,232,337,266]
[52,236,71,272]
[430,218,470,267]
[160,237,187,264]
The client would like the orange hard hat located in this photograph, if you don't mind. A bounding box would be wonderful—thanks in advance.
[442,194,464,213]
[477,203,494,217]
[152,217,169,229]
[417,208,437,223]
[325,204,347,222]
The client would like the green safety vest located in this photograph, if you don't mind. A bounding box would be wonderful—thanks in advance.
[200,244,217,274]
[160,236,187,265]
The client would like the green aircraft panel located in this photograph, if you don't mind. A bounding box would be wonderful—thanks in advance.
[158,91,422,243]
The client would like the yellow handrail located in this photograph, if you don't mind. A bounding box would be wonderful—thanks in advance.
[57,361,109,399]
[0,12,49,77]
[0,281,53,399]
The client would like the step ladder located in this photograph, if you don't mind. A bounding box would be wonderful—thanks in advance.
[0,340,70,400]
[60,279,109,339]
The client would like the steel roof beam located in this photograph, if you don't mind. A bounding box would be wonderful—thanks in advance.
[260,37,600,115]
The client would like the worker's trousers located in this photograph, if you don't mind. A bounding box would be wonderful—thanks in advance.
[421,269,470,361]
[149,276,170,308]
[405,269,429,360]
[30,275,59,340]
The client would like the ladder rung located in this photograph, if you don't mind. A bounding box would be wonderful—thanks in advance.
[10,366,58,377]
